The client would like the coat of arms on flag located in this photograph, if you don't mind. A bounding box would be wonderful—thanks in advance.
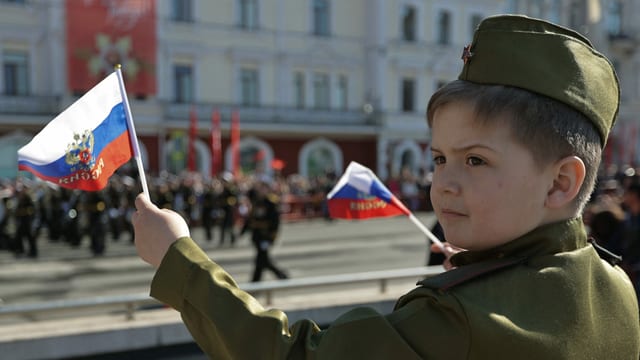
[66,130,96,172]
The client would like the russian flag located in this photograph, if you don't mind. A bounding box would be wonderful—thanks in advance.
[327,161,411,219]
[17,72,133,191]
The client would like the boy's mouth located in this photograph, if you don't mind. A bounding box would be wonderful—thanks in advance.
[440,208,467,218]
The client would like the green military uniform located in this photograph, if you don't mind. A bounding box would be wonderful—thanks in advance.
[150,218,640,359]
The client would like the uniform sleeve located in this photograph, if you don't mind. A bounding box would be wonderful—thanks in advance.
[150,237,470,359]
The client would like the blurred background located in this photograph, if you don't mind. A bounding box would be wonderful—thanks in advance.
[1,0,639,182]
[1,0,640,359]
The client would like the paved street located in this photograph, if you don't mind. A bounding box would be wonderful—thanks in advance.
[0,213,438,307]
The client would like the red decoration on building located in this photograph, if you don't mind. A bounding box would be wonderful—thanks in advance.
[65,0,156,95]
[210,109,222,177]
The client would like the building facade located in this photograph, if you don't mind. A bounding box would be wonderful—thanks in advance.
[0,0,638,182]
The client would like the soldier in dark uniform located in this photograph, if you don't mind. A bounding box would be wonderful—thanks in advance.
[177,175,198,229]
[12,184,37,258]
[0,182,14,251]
[120,176,137,243]
[200,179,218,242]
[218,173,237,247]
[85,190,107,256]
[61,188,82,247]
[131,15,640,359]
[106,179,124,241]
[46,187,64,242]
[240,180,288,282]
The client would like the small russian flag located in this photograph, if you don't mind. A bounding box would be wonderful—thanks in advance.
[327,161,411,219]
[17,71,133,191]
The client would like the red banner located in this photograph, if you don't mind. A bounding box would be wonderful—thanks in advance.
[66,0,156,95]
[211,109,221,177]
[231,110,240,176]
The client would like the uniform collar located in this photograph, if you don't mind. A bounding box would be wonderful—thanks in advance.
[450,218,587,267]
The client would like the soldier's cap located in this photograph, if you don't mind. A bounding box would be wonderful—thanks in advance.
[459,14,619,147]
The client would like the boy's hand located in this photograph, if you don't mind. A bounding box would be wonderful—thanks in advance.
[431,243,465,270]
[132,193,190,269]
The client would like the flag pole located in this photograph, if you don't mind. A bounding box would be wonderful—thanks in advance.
[407,213,444,250]
[114,65,150,200]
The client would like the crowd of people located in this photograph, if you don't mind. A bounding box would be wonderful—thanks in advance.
[0,169,338,260]
[3,163,640,267]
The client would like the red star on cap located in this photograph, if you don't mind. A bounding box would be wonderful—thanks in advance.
[461,44,472,64]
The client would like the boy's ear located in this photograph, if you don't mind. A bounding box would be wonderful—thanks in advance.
[545,156,586,209]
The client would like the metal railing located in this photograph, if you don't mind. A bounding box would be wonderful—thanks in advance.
[0,266,444,322]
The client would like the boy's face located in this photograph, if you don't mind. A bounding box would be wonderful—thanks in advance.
[430,101,554,251]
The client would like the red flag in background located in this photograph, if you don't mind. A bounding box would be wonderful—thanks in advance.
[231,110,240,176]
[188,106,197,171]
[271,158,285,171]
[210,109,221,177]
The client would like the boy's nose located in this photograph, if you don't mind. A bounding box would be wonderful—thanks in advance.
[431,169,461,196]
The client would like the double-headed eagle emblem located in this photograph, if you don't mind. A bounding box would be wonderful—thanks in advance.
[65,130,95,172]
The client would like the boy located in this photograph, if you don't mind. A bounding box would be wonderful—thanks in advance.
[132,15,640,359]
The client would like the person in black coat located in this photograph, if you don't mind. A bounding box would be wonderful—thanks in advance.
[240,180,288,282]
[13,185,36,258]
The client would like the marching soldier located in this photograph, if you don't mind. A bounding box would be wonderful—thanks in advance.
[240,180,288,282]
[13,184,37,258]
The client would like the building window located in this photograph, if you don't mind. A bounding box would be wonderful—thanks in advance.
[172,0,193,22]
[607,1,623,37]
[174,64,193,103]
[402,5,417,42]
[307,146,335,178]
[313,72,330,109]
[313,0,330,36]
[337,75,348,110]
[437,10,451,45]
[401,78,415,112]
[300,138,341,178]
[240,68,259,106]
[470,14,482,39]
[3,51,29,96]
[238,0,258,29]
[294,72,305,108]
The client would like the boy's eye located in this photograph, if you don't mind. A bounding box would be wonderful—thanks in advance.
[466,156,485,166]
[433,155,445,165]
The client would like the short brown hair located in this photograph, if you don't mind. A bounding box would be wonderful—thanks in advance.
[427,80,601,213]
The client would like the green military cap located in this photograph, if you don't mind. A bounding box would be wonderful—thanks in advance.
[459,14,619,147]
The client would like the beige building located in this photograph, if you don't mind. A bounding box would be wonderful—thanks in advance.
[0,0,637,181]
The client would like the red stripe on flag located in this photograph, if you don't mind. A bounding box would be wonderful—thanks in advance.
[328,198,409,219]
